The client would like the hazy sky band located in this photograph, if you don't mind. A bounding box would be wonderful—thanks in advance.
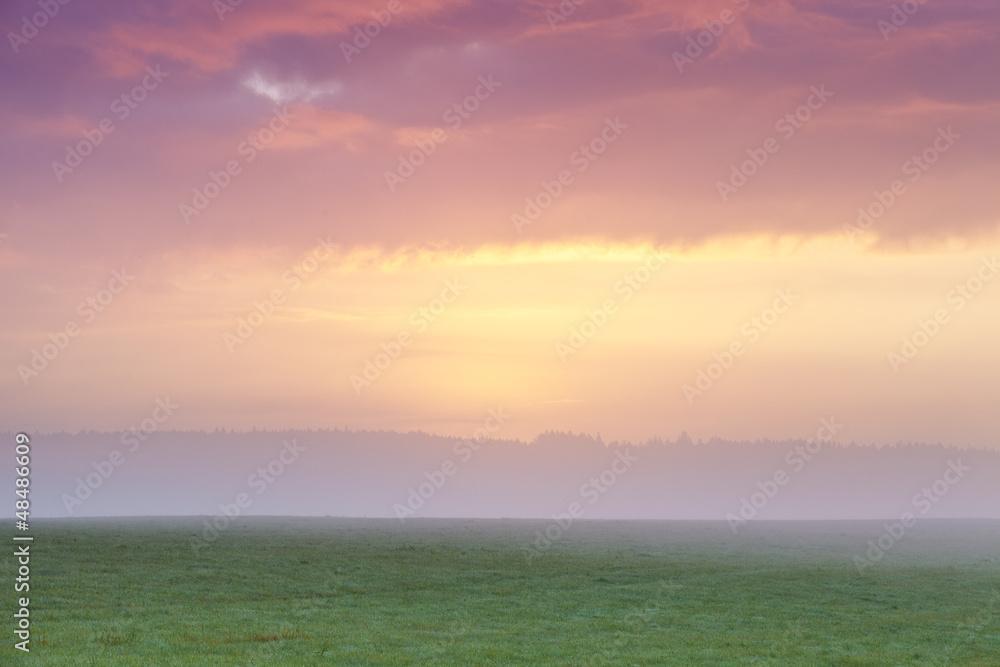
[2,0,998,446]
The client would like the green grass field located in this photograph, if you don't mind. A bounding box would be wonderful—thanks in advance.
[3,518,998,665]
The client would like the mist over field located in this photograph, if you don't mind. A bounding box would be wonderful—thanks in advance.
[13,429,998,520]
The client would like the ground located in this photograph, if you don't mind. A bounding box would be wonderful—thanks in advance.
[3,518,998,665]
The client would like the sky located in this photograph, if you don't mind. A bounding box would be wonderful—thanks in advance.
[2,0,999,448]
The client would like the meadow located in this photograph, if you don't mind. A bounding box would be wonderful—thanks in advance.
[3,518,998,665]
